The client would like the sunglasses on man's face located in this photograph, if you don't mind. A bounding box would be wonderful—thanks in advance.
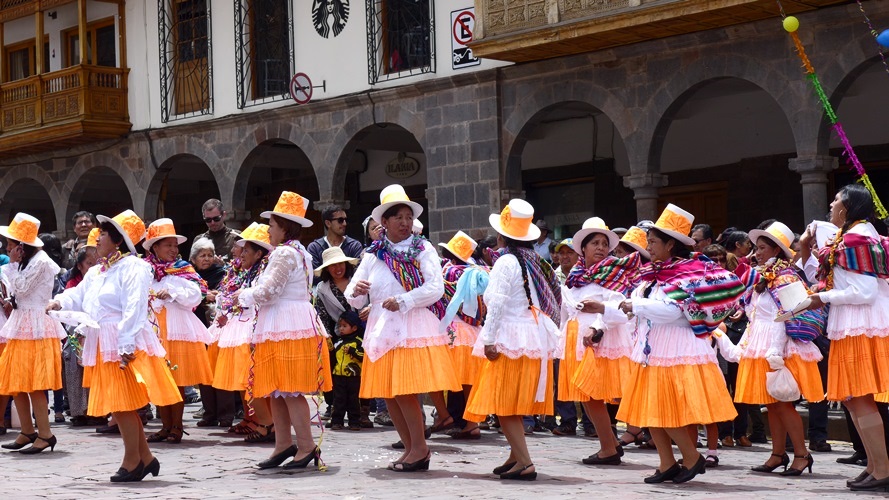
[204,215,223,223]
[328,217,347,224]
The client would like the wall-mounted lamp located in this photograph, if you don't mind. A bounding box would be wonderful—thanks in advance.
[47,11,57,20]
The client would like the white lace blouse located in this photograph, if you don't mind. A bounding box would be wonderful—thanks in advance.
[148,274,211,344]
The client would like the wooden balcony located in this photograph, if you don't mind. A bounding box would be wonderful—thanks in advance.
[472,0,853,63]
[0,64,130,157]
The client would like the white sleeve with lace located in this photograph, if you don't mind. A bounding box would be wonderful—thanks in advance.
[631,297,685,324]
[478,255,521,346]
[11,257,51,299]
[239,247,299,308]
[344,255,373,308]
[164,275,202,309]
[117,261,151,356]
[820,269,878,306]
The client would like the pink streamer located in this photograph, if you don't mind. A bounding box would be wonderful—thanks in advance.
[832,123,867,176]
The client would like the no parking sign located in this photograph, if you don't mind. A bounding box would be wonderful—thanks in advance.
[451,8,480,70]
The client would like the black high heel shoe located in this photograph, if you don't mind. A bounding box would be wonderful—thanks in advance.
[2,432,38,450]
[257,444,297,469]
[283,447,321,470]
[110,462,145,483]
[500,463,537,481]
[644,462,682,483]
[19,435,56,454]
[392,451,431,472]
[619,429,645,447]
[780,454,813,476]
[673,454,707,483]
[493,461,517,475]
[751,453,790,473]
[141,457,160,480]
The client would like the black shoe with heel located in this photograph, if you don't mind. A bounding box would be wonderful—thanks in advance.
[493,461,517,475]
[141,457,160,480]
[283,447,321,470]
[619,429,645,447]
[780,454,813,476]
[257,444,297,469]
[500,463,537,481]
[110,462,145,483]
[751,453,790,473]
[391,451,430,472]
[1,432,38,450]
[19,435,56,454]
[644,463,682,483]
[673,454,707,483]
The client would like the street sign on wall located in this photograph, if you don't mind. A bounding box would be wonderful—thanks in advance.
[451,8,481,70]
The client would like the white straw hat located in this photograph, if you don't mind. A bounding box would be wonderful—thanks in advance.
[488,199,540,242]
[572,217,619,255]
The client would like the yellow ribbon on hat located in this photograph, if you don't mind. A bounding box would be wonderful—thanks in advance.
[381,189,411,205]
[655,208,692,237]
[7,217,38,244]
[146,222,178,242]
[499,206,532,239]
[622,226,647,249]
[448,235,474,262]
[273,192,307,218]
[86,228,100,247]
[114,212,146,247]
[766,225,792,249]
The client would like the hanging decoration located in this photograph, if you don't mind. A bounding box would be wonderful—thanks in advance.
[854,1,889,78]
[779,9,889,219]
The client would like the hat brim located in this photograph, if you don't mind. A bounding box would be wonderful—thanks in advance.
[313,255,361,276]
[0,226,43,247]
[653,227,695,247]
[96,214,140,254]
[488,214,541,242]
[235,238,274,253]
[621,241,651,261]
[437,242,473,264]
[571,228,619,255]
[371,201,423,224]
[142,234,187,251]
[749,229,794,260]
[259,211,314,228]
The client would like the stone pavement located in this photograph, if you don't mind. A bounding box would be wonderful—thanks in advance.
[0,402,882,500]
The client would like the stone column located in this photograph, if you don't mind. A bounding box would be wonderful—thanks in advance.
[789,155,838,225]
[623,173,667,222]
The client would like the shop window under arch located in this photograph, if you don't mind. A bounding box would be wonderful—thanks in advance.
[158,0,213,122]
[366,0,435,84]
[235,0,294,108]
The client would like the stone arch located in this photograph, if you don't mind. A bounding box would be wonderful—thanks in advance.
[0,177,58,233]
[0,165,62,230]
[816,55,884,156]
[145,154,221,242]
[63,165,135,232]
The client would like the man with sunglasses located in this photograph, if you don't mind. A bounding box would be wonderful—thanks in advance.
[307,205,364,271]
[62,211,96,269]
[193,199,240,262]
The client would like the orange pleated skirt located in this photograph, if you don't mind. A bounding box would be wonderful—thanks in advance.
[253,337,332,398]
[212,344,251,392]
[573,351,631,403]
[450,344,484,387]
[735,356,824,405]
[827,334,889,401]
[360,345,461,399]
[616,362,737,428]
[87,350,182,416]
[0,338,62,394]
[557,321,586,402]
[464,356,554,422]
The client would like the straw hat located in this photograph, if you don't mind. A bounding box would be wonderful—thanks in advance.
[749,221,794,260]
[572,217,619,255]
[553,238,574,254]
[0,213,43,247]
[438,231,477,264]
[260,191,313,227]
[372,184,423,224]
[235,222,273,252]
[651,204,695,246]
[620,226,650,260]
[97,210,146,254]
[142,218,187,251]
[84,228,100,248]
[314,246,360,276]
[489,199,540,242]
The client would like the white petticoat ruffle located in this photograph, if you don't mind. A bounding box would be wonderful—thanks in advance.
[741,318,823,362]
[363,306,449,362]
[630,321,718,367]
[80,321,167,366]
[162,305,212,344]
[251,300,327,345]
[210,312,256,348]
[471,315,562,361]
[0,308,66,341]
[449,319,481,348]
[827,300,889,341]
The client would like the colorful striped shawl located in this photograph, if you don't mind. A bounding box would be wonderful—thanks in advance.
[820,232,889,281]
[638,254,745,337]
[366,235,447,318]
[565,252,641,296]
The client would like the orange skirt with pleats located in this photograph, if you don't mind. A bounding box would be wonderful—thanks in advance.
[162,339,213,387]
[573,352,631,403]
[0,338,62,394]
[360,345,461,399]
[557,321,586,402]
[253,337,332,398]
[207,342,220,374]
[464,356,554,422]
[828,334,889,401]
[450,345,483,387]
[616,362,736,428]
[87,350,182,416]
[213,344,251,392]
[735,356,824,405]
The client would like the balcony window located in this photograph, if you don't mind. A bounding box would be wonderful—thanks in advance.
[4,38,49,82]
[63,18,117,67]
[234,0,294,108]
[366,0,435,84]
[158,0,213,122]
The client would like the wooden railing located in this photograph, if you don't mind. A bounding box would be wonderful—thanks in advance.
[0,64,129,134]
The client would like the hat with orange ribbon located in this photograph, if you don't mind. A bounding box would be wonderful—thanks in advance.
[620,226,650,260]
[372,184,423,224]
[84,227,100,248]
[572,217,619,255]
[142,218,187,251]
[438,230,477,264]
[749,221,794,260]
[235,222,274,252]
[260,191,314,227]
[489,199,540,242]
[0,213,44,247]
[651,204,695,247]
[97,210,146,254]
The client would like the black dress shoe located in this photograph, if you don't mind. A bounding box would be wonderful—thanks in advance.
[500,463,536,481]
[846,471,870,487]
[19,435,56,454]
[283,447,321,470]
[673,454,707,483]
[141,458,160,480]
[582,451,621,465]
[256,444,297,469]
[850,474,889,491]
[110,462,145,483]
[644,462,682,483]
[1,432,38,450]
[837,451,867,465]
[809,440,832,452]
[493,461,516,475]
[96,425,120,434]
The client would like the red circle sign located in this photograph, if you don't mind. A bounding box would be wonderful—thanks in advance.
[290,73,313,104]
[453,11,475,46]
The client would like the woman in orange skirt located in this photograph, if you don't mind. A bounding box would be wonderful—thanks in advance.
[616,204,743,484]
[345,184,461,472]
[234,192,332,471]
[0,213,66,454]
[143,218,213,444]
[799,184,889,491]
[464,199,562,481]
[49,210,181,481]
[714,221,823,476]
[560,217,638,466]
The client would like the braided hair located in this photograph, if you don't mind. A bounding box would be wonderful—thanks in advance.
[503,236,534,311]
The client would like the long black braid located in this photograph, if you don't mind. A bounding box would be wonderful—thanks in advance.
[504,238,534,311]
